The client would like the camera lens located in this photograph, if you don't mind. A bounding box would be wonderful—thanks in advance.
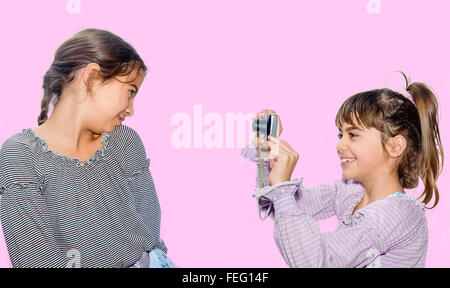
[252,115,268,139]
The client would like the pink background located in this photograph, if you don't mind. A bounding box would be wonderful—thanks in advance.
[0,0,449,267]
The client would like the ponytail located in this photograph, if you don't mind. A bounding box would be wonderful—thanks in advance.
[406,81,444,209]
[336,71,444,209]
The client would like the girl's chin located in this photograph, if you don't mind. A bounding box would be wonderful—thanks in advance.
[342,170,356,179]
[342,170,363,182]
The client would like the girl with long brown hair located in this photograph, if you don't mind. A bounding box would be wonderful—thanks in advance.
[242,73,444,267]
[0,28,174,268]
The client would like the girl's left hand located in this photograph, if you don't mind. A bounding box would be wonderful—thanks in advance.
[267,136,299,186]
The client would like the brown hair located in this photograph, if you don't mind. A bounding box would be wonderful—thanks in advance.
[335,72,444,209]
[38,28,147,126]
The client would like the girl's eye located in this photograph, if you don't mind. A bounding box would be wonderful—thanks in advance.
[129,90,136,98]
[337,133,358,139]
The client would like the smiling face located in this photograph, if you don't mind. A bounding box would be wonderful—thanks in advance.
[336,116,388,183]
[85,67,145,132]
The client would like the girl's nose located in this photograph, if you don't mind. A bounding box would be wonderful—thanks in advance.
[336,139,346,153]
[125,103,134,117]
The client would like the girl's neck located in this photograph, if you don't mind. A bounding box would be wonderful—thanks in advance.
[35,99,101,152]
[359,170,405,205]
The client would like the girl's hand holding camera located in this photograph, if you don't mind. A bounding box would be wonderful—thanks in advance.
[254,109,299,186]
[267,136,299,186]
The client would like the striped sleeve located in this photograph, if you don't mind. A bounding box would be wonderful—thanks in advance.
[259,185,423,267]
[0,138,70,267]
[128,161,166,254]
[241,144,339,220]
[119,126,167,254]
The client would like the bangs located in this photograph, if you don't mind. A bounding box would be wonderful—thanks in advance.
[335,90,383,131]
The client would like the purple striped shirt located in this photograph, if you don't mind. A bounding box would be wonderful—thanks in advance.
[241,145,428,268]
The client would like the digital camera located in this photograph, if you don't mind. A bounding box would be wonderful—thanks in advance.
[252,113,279,140]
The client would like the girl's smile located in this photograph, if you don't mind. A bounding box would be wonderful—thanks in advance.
[340,158,356,167]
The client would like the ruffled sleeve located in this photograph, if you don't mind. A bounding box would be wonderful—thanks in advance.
[254,181,426,267]
[241,144,340,221]
[0,137,70,267]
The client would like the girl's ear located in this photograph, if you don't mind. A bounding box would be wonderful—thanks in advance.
[387,134,407,158]
[83,63,102,93]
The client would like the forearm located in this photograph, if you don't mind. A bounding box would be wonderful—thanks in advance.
[269,187,322,267]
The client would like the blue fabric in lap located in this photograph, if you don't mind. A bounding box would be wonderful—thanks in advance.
[149,247,176,268]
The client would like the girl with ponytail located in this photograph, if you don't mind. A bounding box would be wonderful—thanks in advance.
[242,72,444,267]
[0,28,175,268]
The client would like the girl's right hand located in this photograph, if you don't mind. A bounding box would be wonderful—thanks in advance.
[267,136,299,186]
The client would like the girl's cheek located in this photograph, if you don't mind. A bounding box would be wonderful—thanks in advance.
[118,95,130,109]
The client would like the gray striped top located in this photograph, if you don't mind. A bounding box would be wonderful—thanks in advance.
[0,125,166,268]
